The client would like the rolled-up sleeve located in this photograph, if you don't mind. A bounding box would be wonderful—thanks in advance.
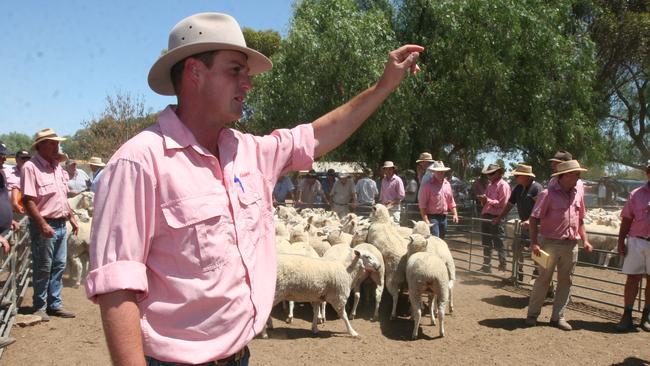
[418,183,430,209]
[85,158,157,303]
[530,189,549,220]
[255,124,315,181]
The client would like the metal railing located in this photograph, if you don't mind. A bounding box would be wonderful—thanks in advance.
[0,217,31,359]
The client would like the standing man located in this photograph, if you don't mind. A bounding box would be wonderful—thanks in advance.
[355,168,378,215]
[477,163,511,273]
[297,170,328,205]
[0,143,17,240]
[7,150,31,214]
[525,160,593,331]
[329,172,357,218]
[88,156,106,193]
[379,161,405,225]
[272,175,295,205]
[85,12,422,366]
[21,128,78,321]
[492,164,543,281]
[415,152,435,185]
[615,160,650,332]
[322,168,337,202]
[65,159,91,197]
[418,161,458,238]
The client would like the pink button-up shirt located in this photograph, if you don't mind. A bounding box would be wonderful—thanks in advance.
[621,183,650,238]
[418,178,456,214]
[379,174,405,204]
[3,165,20,191]
[20,153,69,219]
[531,181,585,241]
[85,106,315,364]
[481,178,511,216]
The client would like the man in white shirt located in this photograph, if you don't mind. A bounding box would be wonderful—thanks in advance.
[330,173,357,218]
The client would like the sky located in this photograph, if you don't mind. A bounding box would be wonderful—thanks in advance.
[0,0,294,137]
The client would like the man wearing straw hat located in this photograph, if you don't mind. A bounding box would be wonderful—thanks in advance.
[88,156,106,193]
[330,172,357,218]
[525,160,593,331]
[615,159,650,332]
[492,164,543,281]
[379,161,405,224]
[418,161,458,238]
[477,163,511,273]
[415,152,435,186]
[21,128,79,321]
[85,12,423,365]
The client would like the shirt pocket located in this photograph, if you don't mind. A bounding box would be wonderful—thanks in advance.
[161,193,234,272]
[236,172,268,248]
[37,177,57,197]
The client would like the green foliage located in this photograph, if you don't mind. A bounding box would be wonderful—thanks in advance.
[0,132,32,153]
[64,93,158,160]
[242,28,282,58]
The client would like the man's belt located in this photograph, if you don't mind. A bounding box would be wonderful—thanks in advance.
[214,346,248,365]
[43,217,67,223]
[635,236,650,242]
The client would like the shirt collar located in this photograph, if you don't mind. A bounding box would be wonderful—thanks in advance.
[32,152,57,170]
[159,106,202,151]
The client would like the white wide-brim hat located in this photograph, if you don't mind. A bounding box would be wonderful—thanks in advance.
[427,160,451,172]
[148,13,273,96]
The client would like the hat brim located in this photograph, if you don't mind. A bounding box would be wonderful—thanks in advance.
[481,167,502,174]
[148,42,273,96]
[32,136,67,148]
[512,172,536,177]
[428,167,451,172]
[551,167,587,177]
[416,159,435,163]
[89,163,106,167]
[548,158,564,163]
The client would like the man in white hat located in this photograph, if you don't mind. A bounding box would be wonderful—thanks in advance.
[379,161,405,224]
[492,164,543,281]
[88,156,106,193]
[477,163,511,273]
[355,167,379,214]
[329,172,357,218]
[417,161,458,238]
[615,159,650,332]
[525,160,593,331]
[85,12,423,365]
[21,128,79,321]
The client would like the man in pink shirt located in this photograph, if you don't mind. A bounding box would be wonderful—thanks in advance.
[615,160,650,332]
[379,161,405,224]
[418,161,458,238]
[85,13,423,366]
[525,160,593,331]
[549,150,584,195]
[477,163,511,273]
[21,128,79,321]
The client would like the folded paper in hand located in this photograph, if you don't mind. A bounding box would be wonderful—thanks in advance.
[532,249,550,269]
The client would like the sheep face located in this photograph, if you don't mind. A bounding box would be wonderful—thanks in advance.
[412,221,431,237]
[407,234,428,255]
[370,204,390,222]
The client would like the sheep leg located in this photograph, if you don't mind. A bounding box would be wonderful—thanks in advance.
[371,272,384,322]
[448,287,454,314]
[350,286,360,320]
[71,255,83,288]
[286,301,294,323]
[311,301,320,334]
[333,301,358,337]
[429,294,437,326]
[437,302,446,338]
[319,301,326,323]
[409,292,422,340]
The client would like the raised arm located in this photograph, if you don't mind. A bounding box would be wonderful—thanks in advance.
[312,45,423,157]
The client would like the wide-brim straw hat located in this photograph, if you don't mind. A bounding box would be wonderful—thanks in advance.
[382,161,396,169]
[482,164,503,175]
[148,13,273,96]
[89,156,106,167]
[427,160,451,172]
[32,128,66,148]
[416,152,435,163]
[512,164,535,177]
[549,150,573,163]
[551,160,588,177]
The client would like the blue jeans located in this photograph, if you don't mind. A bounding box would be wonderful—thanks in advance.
[146,347,250,366]
[427,214,448,239]
[481,214,506,268]
[29,218,68,311]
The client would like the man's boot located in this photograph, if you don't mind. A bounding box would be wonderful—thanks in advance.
[616,307,635,332]
[640,307,650,332]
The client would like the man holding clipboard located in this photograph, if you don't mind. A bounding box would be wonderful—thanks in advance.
[524,160,593,331]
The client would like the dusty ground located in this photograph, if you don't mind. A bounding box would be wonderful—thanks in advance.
[3,265,650,366]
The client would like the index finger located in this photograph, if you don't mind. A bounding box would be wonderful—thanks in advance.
[393,44,425,57]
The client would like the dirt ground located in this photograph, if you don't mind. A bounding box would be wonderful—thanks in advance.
[3,266,650,366]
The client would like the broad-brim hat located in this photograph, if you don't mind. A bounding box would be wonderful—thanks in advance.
[306,169,317,178]
[427,160,451,172]
[549,150,573,163]
[32,128,66,148]
[382,161,396,169]
[512,164,535,177]
[148,13,273,96]
[551,160,588,177]
[416,152,434,163]
[0,142,13,157]
[15,150,31,159]
[89,156,106,167]
[482,164,503,175]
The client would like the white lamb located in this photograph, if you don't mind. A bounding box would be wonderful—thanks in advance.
[323,243,385,321]
[66,208,92,288]
[406,234,449,339]
[366,204,408,320]
[263,248,381,338]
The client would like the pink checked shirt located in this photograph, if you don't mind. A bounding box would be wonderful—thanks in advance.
[481,178,511,216]
[621,183,650,238]
[20,153,69,219]
[379,174,405,204]
[3,165,20,191]
[85,106,315,364]
[531,181,585,241]
[418,178,456,215]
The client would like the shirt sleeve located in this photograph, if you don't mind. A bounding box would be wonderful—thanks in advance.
[85,158,157,303]
[254,124,315,183]
[530,189,549,219]
[418,182,429,209]
[507,185,518,205]
[396,177,405,201]
[20,163,38,198]
[446,183,456,209]
[621,192,635,219]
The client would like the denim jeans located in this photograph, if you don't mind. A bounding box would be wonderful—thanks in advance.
[481,214,506,268]
[29,218,68,311]
[145,347,250,366]
[427,214,448,239]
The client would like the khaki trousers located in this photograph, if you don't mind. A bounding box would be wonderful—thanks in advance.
[527,238,578,320]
